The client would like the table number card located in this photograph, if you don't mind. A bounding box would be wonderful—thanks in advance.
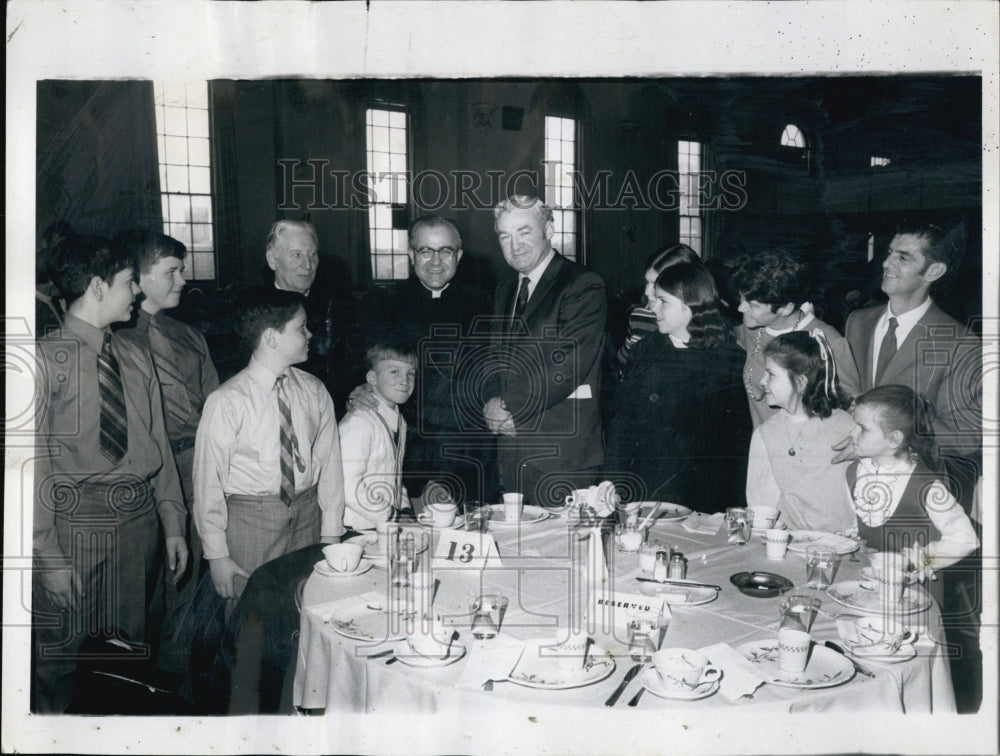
[431,529,502,571]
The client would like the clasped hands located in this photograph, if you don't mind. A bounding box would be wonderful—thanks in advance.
[483,397,516,437]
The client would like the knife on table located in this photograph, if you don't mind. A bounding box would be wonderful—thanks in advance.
[635,577,722,591]
[824,640,875,678]
[605,663,643,706]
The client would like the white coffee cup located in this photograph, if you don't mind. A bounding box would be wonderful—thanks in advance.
[749,505,780,530]
[412,571,437,620]
[565,488,591,509]
[420,501,458,528]
[502,493,524,522]
[777,627,811,672]
[764,528,791,560]
[852,616,917,655]
[870,551,909,604]
[323,542,363,572]
[553,628,589,671]
[651,648,722,689]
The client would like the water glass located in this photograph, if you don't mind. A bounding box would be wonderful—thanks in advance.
[726,507,751,545]
[805,546,841,589]
[468,592,509,639]
[779,589,821,633]
[463,501,492,533]
[390,533,416,587]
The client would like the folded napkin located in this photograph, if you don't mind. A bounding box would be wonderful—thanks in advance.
[455,635,525,691]
[309,590,385,622]
[698,642,766,702]
[682,512,725,535]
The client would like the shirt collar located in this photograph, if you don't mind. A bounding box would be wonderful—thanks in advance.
[63,313,107,351]
[858,456,915,476]
[247,355,286,389]
[521,249,557,291]
[275,282,309,298]
[883,297,933,333]
[419,280,450,299]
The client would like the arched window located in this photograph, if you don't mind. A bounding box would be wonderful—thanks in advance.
[780,123,807,149]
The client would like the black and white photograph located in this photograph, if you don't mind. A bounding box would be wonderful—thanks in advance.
[5,2,997,754]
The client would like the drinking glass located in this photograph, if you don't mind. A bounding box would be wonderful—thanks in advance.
[805,546,841,589]
[468,592,508,639]
[463,501,492,533]
[779,589,821,632]
[726,507,751,545]
[390,533,416,587]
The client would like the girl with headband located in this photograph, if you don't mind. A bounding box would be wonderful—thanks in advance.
[745,329,856,531]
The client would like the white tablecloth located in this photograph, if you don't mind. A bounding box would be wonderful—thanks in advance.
[293,513,955,715]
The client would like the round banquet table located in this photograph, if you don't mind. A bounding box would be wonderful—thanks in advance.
[292,509,955,717]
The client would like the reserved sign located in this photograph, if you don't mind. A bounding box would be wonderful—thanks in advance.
[588,590,669,631]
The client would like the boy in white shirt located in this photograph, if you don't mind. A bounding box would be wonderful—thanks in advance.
[194,288,345,603]
[340,341,417,530]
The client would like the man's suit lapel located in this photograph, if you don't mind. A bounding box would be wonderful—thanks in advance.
[878,302,949,387]
[519,254,563,323]
[857,306,883,390]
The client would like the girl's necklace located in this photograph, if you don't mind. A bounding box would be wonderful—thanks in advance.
[784,414,808,456]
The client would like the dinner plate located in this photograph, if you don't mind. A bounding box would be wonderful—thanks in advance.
[638,668,720,701]
[632,501,693,522]
[738,640,855,689]
[326,599,408,642]
[729,571,795,598]
[849,642,916,664]
[506,638,615,689]
[638,582,718,605]
[391,639,467,668]
[313,559,372,578]
[826,580,932,616]
[486,504,550,526]
[786,530,859,555]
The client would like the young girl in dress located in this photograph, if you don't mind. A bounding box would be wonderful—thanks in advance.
[746,330,856,532]
[845,385,977,577]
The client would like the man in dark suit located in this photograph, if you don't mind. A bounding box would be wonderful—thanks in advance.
[350,216,496,503]
[483,196,607,507]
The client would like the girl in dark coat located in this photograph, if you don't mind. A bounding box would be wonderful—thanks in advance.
[605,255,751,512]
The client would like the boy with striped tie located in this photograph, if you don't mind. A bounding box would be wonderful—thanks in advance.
[33,235,188,712]
[116,230,219,679]
[193,289,345,607]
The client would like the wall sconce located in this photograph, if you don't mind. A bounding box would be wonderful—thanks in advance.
[474,103,497,132]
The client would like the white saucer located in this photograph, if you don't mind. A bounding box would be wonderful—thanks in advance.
[507,638,615,689]
[486,504,550,526]
[859,566,917,585]
[826,580,932,615]
[415,515,462,530]
[738,640,855,688]
[849,642,917,664]
[392,639,467,668]
[313,559,372,578]
[638,668,720,700]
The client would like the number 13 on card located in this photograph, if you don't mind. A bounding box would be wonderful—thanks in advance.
[431,530,502,571]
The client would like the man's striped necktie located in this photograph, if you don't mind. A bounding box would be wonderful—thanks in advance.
[98,333,128,463]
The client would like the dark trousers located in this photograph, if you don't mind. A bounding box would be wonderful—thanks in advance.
[154,445,203,674]
[31,483,158,713]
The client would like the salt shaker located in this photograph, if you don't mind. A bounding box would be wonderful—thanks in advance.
[668,552,688,580]
[652,550,669,582]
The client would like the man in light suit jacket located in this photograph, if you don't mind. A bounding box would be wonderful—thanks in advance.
[843,221,981,465]
[483,196,607,507]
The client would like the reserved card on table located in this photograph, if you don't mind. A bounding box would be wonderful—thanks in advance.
[431,529,502,571]
[589,590,669,631]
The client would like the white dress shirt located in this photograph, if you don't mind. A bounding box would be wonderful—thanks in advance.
[193,356,345,559]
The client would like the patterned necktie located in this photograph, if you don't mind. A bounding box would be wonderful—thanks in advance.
[874,317,899,384]
[148,317,195,430]
[98,333,128,463]
[513,276,531,318]
[276,375,297,506]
